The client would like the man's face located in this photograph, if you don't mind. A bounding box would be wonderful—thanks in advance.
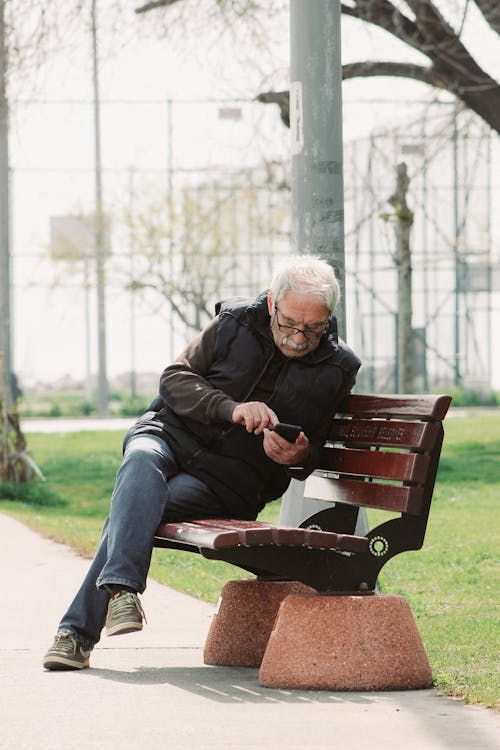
[267,290,330,358]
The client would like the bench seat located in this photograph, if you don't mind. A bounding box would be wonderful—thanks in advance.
[155,518,369,554]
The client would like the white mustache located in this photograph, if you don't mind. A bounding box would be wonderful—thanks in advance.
[282,336,310,351]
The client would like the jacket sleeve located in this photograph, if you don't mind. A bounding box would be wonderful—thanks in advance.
[286,366,358,480]
[159,316,238,425]
[286,441,323,480]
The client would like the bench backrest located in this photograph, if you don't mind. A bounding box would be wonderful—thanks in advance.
[302,393,451,575]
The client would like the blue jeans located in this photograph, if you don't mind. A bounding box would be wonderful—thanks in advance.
[58,433,225,648]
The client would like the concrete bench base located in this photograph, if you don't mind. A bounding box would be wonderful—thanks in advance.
[203,579,316,668]
[258,592,433,691]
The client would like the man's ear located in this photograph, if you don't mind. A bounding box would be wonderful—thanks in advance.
[267,290,274,316]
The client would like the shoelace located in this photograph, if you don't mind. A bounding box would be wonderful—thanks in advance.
[110,592,147,623]
[52,632,77,653]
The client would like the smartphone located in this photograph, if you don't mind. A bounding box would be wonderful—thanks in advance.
[273,422,302,443]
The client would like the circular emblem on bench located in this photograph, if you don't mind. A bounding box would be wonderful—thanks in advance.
[369,535,389,557]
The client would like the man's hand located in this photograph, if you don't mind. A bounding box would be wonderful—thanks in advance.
[263,428,310,466]
[231,401,278,435]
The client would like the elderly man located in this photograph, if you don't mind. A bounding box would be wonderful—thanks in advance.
[43,254,360,670]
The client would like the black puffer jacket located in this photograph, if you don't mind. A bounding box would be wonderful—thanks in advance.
[127,293,360,519]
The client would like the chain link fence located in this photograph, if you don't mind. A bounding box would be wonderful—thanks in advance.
[11,95,500,393]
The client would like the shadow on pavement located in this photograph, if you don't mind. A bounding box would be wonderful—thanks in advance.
[86,663,376,704]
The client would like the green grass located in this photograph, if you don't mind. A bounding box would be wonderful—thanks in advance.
[0,431,122,555]
[368,415,499,708]
[0,414,498,708]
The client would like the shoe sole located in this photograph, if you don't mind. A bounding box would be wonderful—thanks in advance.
[106,620,143,637]
[43,655,90,671]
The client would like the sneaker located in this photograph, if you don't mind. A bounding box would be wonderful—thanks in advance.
[105,591,146,637]
[43,631,91,671]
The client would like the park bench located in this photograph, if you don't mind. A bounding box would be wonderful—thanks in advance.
[154,392,452,690]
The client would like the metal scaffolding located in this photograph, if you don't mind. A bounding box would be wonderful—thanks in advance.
[343,103,499,393]
[9,94,500,393]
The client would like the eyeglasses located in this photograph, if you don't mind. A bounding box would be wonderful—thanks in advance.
[274,305,329,340]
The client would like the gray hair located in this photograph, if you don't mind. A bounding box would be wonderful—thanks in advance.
[270,254,340,312]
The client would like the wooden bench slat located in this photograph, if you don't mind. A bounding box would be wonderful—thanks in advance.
[320,447,431,483]
[329,418,439,450]
[337,393,452,420]
[156,521,240,550]
[187,518,275,545]
[270,527,368,553]
[156,519,369,553]
[304,475,424,515]
[303,529,369,554]
[271,527,307,546]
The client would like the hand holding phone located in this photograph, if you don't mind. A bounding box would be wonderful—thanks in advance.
[273,422,302,443]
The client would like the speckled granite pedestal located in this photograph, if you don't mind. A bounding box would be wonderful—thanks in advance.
[258,592,433,690]
[203,579,316,667]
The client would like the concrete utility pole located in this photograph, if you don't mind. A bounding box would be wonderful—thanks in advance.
[91,0,109,416]
[0,0,12,403]
[290,0,346,335]
[282,1,371,536]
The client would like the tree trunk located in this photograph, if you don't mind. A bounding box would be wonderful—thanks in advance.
[1,352,8,479]
[0,352,45,483]
[0,0,13,399]
[388,163,414,394]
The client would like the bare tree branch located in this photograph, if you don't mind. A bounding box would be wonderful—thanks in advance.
[256,60,452,128]
[341,1,424,53]
[135,0,181,14]
[473,0,500,36]
[136,0,500,132]
[255,89,290,126]
[256,61,443,126]
[324,1,500,133]
[342,60,445,87]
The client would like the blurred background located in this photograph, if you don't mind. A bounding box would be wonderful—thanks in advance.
[2,0,499,419]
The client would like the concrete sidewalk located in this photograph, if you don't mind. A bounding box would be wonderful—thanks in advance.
[1,513,498,750]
